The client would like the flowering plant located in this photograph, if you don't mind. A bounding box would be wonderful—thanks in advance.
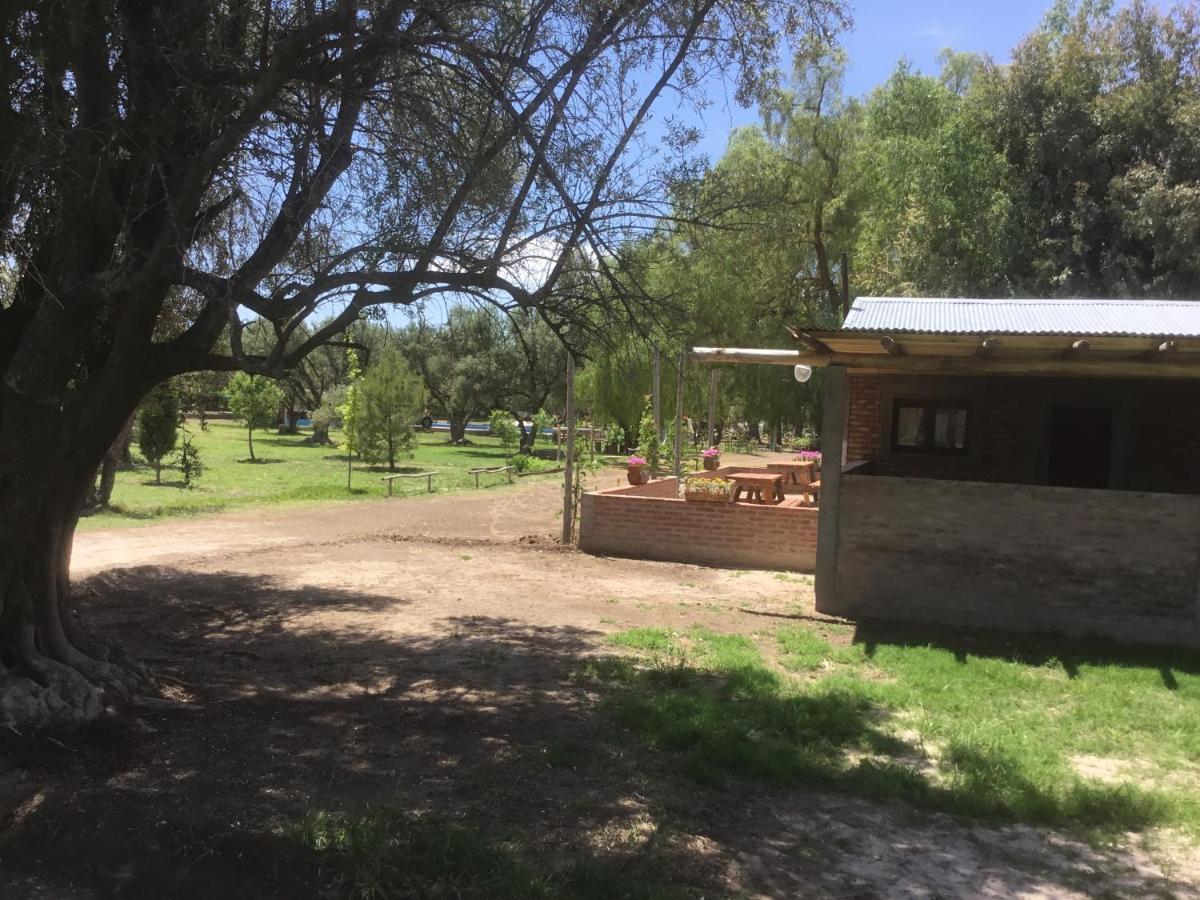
[701,446,720,459]
[626,455,648,467]
[796,450,822,461]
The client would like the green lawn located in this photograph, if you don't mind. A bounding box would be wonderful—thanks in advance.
[81,419,557,529]
[584,623,1200,838]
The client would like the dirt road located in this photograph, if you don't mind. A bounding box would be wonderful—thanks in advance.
[1,479,1193,898]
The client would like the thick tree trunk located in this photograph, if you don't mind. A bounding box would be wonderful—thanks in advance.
[0,438,150,726]
[1,387,153,728]
[449,417,468,444]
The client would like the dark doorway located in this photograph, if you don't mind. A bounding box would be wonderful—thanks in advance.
[1048,406,1112,488]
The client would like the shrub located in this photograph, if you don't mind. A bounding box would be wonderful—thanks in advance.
[136,382,180,484]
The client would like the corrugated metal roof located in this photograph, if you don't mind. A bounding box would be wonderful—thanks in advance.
[842,297,1200,337]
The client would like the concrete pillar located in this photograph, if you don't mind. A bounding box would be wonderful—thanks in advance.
[815,365,848,614]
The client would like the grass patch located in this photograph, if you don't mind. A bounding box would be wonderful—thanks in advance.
[606,627,674,652]
[287,809,680,900]
[583,626,1200,836]
[80,420,557,528]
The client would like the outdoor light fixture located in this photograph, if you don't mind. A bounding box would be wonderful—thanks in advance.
[794,364,813,383]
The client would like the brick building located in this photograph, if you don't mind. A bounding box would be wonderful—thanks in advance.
[802,297,1200,648]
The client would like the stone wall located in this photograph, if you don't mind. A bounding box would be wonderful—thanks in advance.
[821,473,1200,646]
[579,477,818,572]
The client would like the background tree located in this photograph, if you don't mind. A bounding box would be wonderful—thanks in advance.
[356,351,425,472]
[338,350,366,489]
[0,0,846,723]
[136,384,180,484]
[227,373,283,462]
[399,309,510,444]
[488,410,521,461]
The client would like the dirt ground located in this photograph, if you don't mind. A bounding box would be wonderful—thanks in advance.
[2,475,1197,898]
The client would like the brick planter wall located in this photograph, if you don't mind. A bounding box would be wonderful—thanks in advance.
[579,476,818,572]
[823,473,1200,647]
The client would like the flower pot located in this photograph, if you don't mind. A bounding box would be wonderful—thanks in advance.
[627,465,650,486]
[702,456,720,471]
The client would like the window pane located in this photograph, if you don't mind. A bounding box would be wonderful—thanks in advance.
[895,405,929,447]
[933,407,968,449]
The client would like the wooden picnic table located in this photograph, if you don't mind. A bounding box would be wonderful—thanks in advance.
[765,460,815,485]
[729,471,785,504]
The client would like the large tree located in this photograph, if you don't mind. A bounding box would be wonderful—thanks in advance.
[0,0,840,725]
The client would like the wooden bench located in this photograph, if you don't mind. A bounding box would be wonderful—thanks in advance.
[468,465,515,488]
[381,471,436,495]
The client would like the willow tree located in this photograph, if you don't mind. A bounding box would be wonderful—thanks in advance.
[0,1,843,724]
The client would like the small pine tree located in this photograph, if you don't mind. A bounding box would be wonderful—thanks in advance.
[227,372,283,461]
[174,430,205,487]
[357,351,425,471]
[137,383,180,484]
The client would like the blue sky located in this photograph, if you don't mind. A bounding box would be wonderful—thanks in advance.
[686,0,1131,162]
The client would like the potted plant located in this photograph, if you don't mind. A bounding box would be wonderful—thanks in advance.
[626,455,650,485]
[796,449,821,475]
[701,446,721,471]
[684,475,733,503]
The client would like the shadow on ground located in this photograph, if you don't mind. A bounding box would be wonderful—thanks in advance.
[0,566,1194,898]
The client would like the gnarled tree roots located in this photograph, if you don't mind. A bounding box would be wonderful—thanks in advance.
[1,554,154,728]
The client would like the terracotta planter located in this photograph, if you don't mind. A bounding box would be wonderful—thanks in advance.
[627,465,650,485]
[702,456,720,471]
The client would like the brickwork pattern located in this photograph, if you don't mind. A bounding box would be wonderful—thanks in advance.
[827,474,1200,646]
[579,478,818,572]
[845,375,880,462]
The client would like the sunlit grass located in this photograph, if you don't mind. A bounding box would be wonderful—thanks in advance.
[80,419,559,529]
[582,625,1200,836]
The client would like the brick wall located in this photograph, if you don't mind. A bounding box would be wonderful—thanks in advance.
[1130,384,1200,494]
[579,478,818,572]
[846,375,880,462]
[823,473,1200,646]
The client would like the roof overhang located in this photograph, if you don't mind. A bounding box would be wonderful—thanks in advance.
[789,330,1200,379]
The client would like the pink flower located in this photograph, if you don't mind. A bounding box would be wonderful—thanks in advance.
[702,447,720,458]
[796,450,822,461]
[627,455,648,466]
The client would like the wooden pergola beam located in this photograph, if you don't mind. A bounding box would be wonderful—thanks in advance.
[784,350,1200,379]
[690,347,802,366]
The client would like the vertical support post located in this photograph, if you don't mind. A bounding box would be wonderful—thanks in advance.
[815,365,848,615]
[673,351,685,484]
[652,346,662,441]
[706,367,718,449]
[840,252,850,319]
[561,353,576,545]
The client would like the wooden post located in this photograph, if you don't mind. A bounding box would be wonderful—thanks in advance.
[706,367,717,448]
[673,351,685,484]
[561,353,576,544]
[840,252,850,319]
[652,346,662,441]
[815,365,848,615]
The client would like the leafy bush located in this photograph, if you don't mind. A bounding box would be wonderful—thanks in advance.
[488,409,520,457]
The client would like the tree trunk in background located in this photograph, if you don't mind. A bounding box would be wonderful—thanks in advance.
[449,417,468,444]
[99,415,135,506]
